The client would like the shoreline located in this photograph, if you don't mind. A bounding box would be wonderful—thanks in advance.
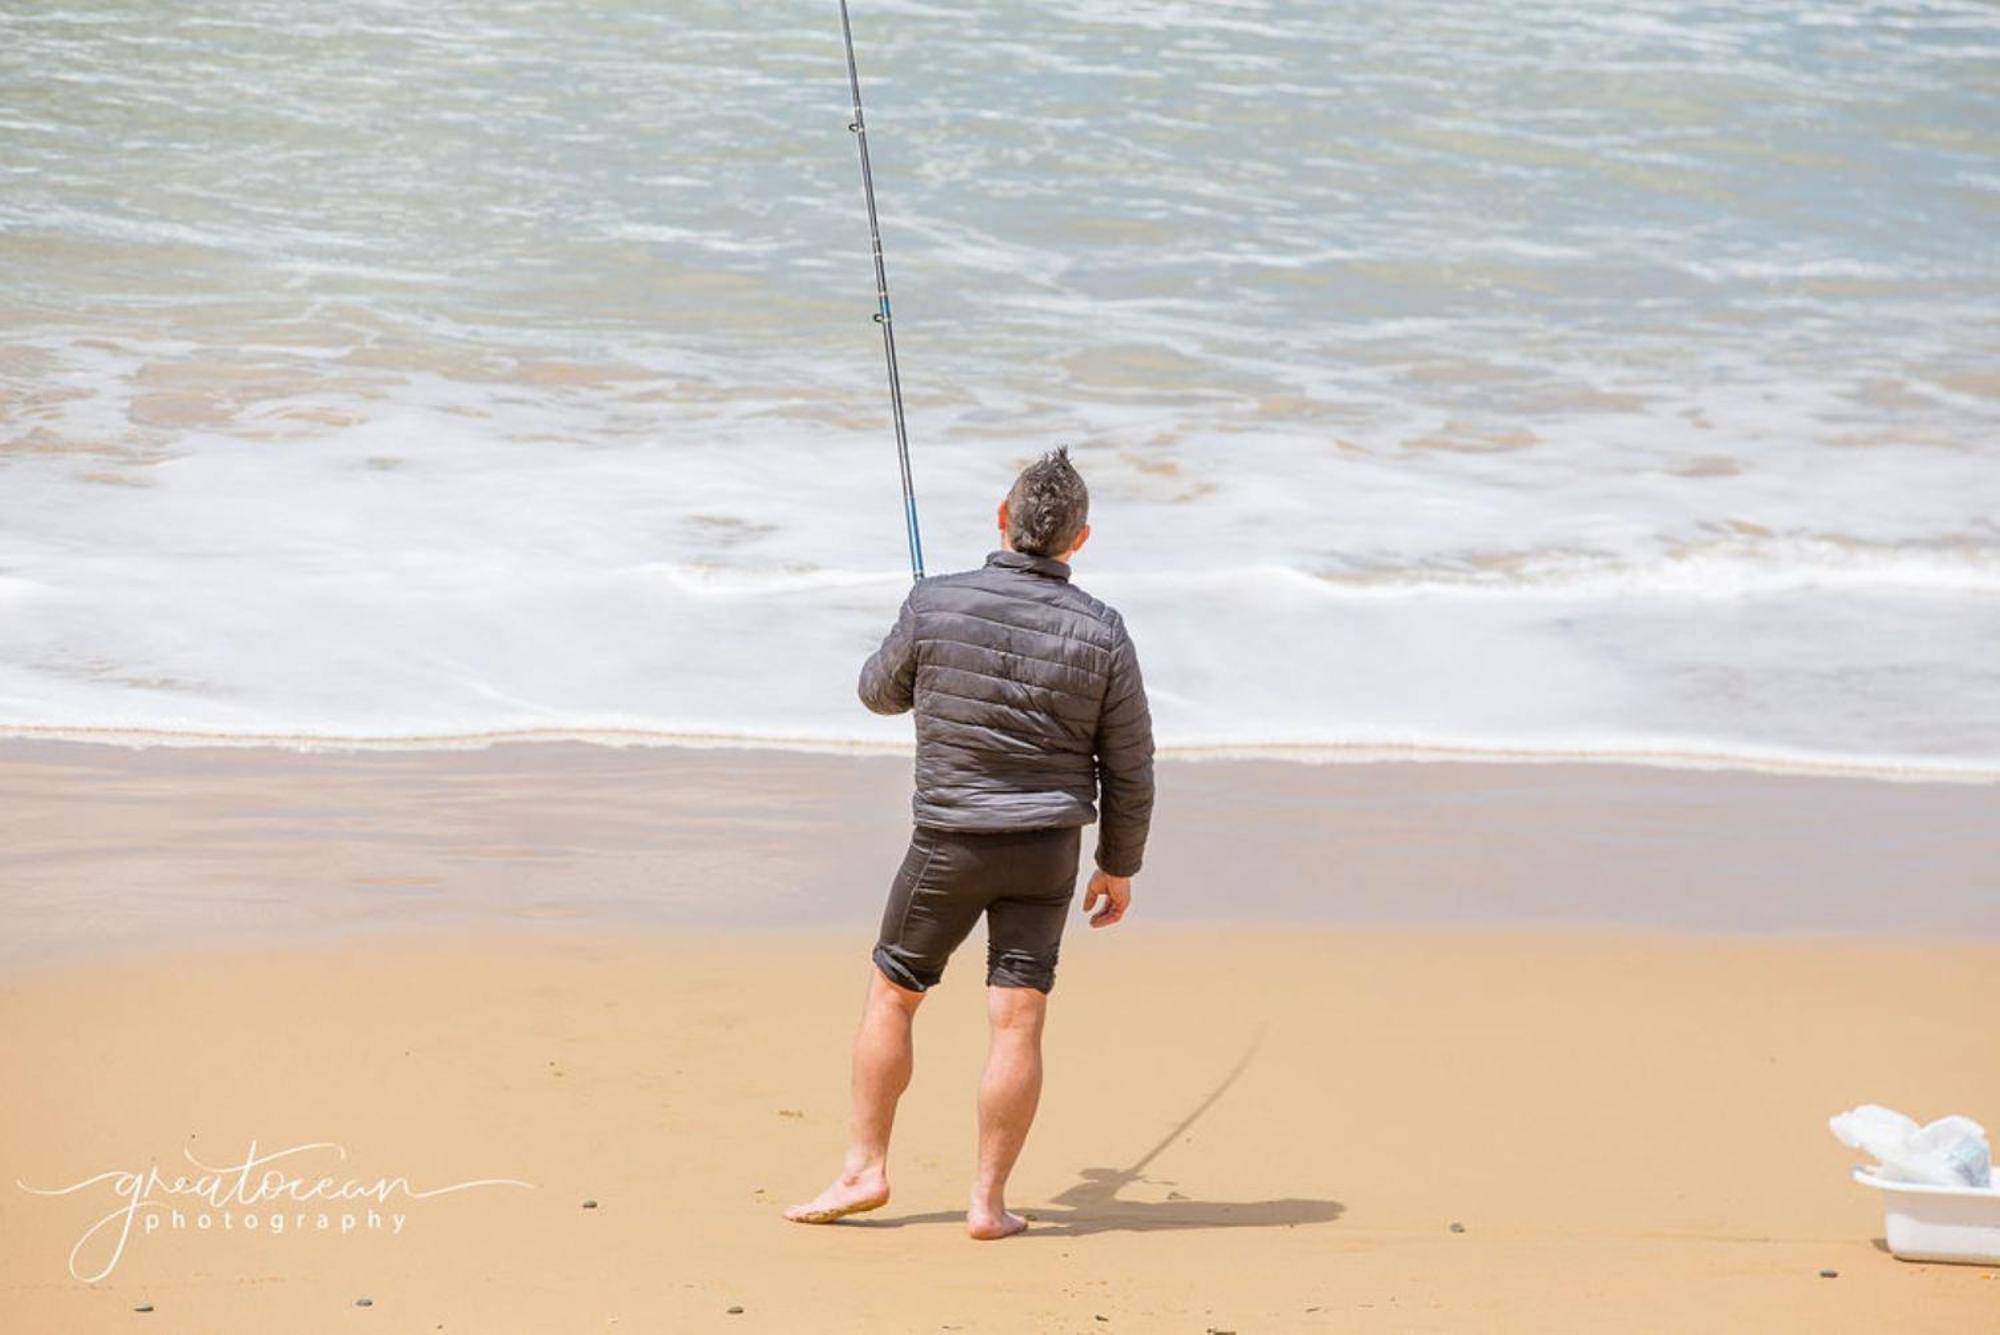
[3,725,1994,786]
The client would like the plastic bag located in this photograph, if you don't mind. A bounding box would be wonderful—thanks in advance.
[1830,1104,1991,1188]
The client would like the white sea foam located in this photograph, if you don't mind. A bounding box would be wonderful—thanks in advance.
[1,0,1995,774]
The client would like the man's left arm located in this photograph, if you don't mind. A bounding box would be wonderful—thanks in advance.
[856,590,920,715]
[1091,614,1155,877]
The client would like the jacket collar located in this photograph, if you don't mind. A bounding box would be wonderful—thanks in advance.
[985,548,1071,582]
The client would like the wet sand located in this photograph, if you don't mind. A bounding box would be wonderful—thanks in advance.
[1,741,1997,1331]
[0,739,1995,969]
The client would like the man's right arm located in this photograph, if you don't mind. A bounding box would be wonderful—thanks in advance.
[857,590,920,715]
[1092,615,1155,880]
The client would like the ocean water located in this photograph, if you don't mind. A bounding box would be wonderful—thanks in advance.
[1,0,1996,776]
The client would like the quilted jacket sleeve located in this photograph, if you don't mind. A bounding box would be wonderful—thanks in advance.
[1092,614,1155,876]
[857,589,920,716]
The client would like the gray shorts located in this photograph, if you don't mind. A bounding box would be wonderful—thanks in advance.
[871,824,1083,993]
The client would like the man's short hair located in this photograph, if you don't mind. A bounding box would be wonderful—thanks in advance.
[1005,446,1089,558]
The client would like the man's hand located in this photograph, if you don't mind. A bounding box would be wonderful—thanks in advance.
[1083,870,1132,928]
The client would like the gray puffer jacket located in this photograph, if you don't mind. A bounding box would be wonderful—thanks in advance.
[857,548,1155,877]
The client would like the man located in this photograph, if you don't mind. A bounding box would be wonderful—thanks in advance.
[786,446,1155,1240]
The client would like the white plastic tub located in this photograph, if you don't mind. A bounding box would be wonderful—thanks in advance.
[1853,1166,2000,1265]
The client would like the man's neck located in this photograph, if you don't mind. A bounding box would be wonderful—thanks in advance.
[1000,541,1078,564]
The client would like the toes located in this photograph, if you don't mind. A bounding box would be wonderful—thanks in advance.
[785,1189,887,1225]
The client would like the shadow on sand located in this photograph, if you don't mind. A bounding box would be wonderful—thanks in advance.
[853,1026,1344,1236]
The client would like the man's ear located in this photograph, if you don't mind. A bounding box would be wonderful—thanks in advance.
[1067,523,1091,558]
[996,499,1010,541]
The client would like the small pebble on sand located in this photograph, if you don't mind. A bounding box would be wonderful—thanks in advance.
[133,1304,153,1313]
[582,1199,598,1209]
[355,1297,373,1307]
[1819,1269,1838,1279]
[1450,1222,1466,1233]
[727,1305,744,1315]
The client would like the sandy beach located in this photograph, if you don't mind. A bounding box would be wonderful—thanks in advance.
[2,742,1997,1332]
[8,0,1997,1328]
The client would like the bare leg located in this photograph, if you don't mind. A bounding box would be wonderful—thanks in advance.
[968,984,1048,1239]
[786,965,924,1223]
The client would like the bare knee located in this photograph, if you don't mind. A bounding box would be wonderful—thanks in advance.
[986,985,1047,1037]
[869,964,926,1016]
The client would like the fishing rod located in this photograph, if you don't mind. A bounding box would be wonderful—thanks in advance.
[836,0,925,582]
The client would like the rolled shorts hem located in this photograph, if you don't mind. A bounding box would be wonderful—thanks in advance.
[984,946,1058,993]
[871,943,937,993]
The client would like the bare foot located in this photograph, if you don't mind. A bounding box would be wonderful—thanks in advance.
[966,1202,1030,1240]
[784,1172,889,1225]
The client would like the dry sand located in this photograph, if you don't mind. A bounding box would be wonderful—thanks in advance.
[2,741,1997,1332]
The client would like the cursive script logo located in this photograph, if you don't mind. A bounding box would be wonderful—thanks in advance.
[16,1139,536,1282]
